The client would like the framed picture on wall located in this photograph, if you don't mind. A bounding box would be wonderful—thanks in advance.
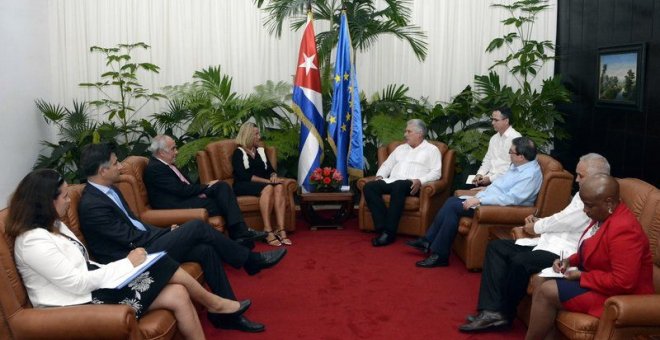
[595,43,646,111]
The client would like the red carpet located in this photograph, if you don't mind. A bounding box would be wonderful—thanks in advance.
[201,214,527,339]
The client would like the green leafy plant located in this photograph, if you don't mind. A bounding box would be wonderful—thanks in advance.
[79,42,165,156]
[160,66,299,177]
[255,0,427,62]
[35,43,164,181]
[34,100,97,183]
[255,0,427,84]
[472,0,571,150]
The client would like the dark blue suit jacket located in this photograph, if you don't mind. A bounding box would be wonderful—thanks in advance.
[78,183,168,264]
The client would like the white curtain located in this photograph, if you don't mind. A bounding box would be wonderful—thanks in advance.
[48,0,557,119]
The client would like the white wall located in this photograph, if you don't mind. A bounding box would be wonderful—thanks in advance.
[0,0,53,207]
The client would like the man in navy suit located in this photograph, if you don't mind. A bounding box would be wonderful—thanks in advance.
[78,143,286,332]
[144,134,266,247]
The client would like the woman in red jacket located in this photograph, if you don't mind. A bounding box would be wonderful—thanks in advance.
[525,174,654,339]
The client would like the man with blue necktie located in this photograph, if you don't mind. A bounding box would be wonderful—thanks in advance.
[78,143,286,332]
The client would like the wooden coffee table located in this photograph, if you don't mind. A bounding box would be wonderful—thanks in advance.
[299,192,355,230]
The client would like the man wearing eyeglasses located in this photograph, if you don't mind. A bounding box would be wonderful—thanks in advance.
[472,107,521,187]
[407,137,542,268]
[144,135,266,248]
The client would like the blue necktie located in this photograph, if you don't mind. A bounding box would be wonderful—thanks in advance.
[107,188,147,231]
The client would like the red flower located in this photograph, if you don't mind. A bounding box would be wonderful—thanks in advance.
[322,167,332,177]
[323,177,332,184]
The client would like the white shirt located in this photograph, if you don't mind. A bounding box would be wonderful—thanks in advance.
[14,222,134,308]
[477,126,521,181]
[515,193,591,256]
[376,140,442,184]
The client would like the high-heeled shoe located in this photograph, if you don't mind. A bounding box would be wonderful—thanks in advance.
[264,231,282,247]
[275,228,292,246]
[225,299,251,317]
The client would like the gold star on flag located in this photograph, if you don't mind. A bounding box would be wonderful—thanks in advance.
[348,85,354,93]
[335,74,341,82]
[343,73,349,80]
[346,112,351,121]
[329,116,337,124]
[341,124,347,132]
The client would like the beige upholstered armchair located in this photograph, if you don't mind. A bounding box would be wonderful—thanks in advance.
[195,140,297,232]
[356,140,456,237]
[452,154,575,271]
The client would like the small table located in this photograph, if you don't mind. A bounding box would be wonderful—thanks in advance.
[299,192,355,230]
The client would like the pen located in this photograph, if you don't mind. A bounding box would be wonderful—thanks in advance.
[560,250,564,273]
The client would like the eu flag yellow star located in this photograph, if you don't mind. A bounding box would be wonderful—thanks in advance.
[346,112,351,121]
[334,74,341,82]
[341,124,347,132]
[329,115,337,124]
[343,72,349,80]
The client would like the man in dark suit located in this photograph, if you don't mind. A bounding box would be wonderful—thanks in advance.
[78,143,286,333]
[144,134,266,247]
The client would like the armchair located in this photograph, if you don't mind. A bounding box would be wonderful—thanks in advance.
[515,178,660,339]
[357,140,456,237]
[452,154,574,271]
[196,140,297,232]
[0,183,203,339]
[119,156,225,231]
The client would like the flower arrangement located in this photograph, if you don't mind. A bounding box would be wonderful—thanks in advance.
[309,167,343,192]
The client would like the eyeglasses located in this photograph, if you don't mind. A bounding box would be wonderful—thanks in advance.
[508,149,520,155]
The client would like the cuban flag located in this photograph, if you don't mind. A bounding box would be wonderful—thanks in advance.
[293,15,324,193]
[327,12,364,185]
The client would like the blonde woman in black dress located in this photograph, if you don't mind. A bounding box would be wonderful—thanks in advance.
[233,122,292,246]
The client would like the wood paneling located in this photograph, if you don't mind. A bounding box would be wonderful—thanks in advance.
[556,0,660,186]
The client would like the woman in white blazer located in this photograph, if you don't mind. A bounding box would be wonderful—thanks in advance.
[6,169,252,339]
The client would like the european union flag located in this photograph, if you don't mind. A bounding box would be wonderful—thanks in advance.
[293,15,324,193]
[327,12,364,185]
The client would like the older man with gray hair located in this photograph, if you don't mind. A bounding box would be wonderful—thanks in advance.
[363,119,443,247]
[144,135,266,247]
[459,153,611,333]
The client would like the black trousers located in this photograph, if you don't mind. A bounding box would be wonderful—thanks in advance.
[363,179,415,236]
[145,219,250,299]
[477,239,558,318]
[176,181,247,238]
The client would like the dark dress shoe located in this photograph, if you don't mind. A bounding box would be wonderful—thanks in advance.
[207,314,265,332]
[244,248,287,275]
[235,228,267,242]
[415,253,449,268]
[466,312,480,322]
[405,238,430,253]
[236,239,256,250]
[459,310,509,332]
[371,233,395,247]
